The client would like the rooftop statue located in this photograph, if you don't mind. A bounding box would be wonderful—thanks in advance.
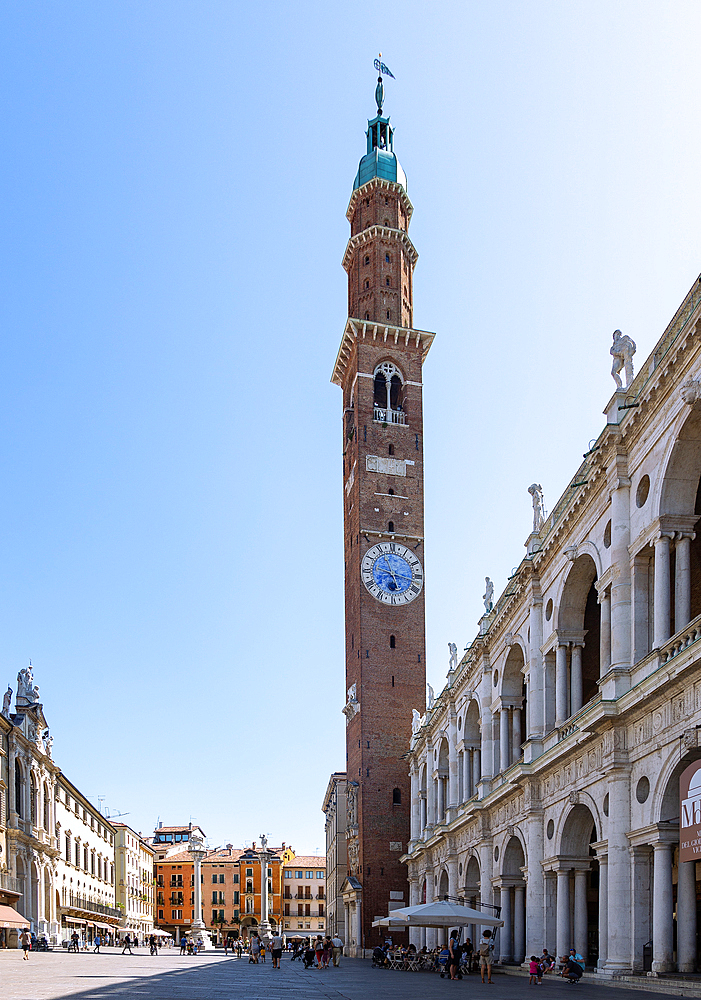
[611,329,636,390]
[528,483,545,532]
[17,665,39,704]
[427,683,435,710]
[448,642,458,671]
[1,685,11,719]
[483,577,494,613]
[412,708,422,735]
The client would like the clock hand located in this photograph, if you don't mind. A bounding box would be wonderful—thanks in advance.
[382,555,400,589]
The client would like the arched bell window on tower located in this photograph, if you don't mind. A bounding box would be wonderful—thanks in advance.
[373,362,406,426]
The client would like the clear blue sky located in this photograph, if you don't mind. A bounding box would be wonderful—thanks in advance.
[1,1,700,852]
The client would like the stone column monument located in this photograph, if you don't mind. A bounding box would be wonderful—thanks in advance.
[258,835,271,942]
[188,832,213,950]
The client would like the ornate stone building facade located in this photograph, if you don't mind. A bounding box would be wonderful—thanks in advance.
[1,666,119,945]
[404,276,701,975]
[322,772,347,941]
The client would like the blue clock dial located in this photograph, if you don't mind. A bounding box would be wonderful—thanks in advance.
[372,552,413,593]
[361,541,424,605]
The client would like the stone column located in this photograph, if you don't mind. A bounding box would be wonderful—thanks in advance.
[544,652,556,733]
[426,774,436,829]
[499,886,512,963]
[556,870,571,959]
[410,767,420,841]
[514,885,526,964]
[597,855,608,969]
[528,592,544,737]
[420,793,427,835]
[473,749,481,793]
[651,841,673,973]
[610,469,631,671]
[573,869,588,963]
[570,644,583,716]
[677,858,697,972]
[512,709,522,763]
[599,588,611,675]
[525,809,545,959]
[653,533,672,649]
[500,709,510,773]
[675,534,693,633]
[447,854,458,898]
[480,709,493,786]
[447,709,458,820]
[437,777,444,823]
[465,749,473,800]
[555,645,568,726]
[605,770,631,973]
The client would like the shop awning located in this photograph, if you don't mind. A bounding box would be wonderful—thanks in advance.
[0,905,30,929]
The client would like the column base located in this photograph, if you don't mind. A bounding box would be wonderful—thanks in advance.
[187,925,214,950]
[600,960,633,976]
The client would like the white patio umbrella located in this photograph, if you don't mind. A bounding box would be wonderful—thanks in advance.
[374,899,503,928]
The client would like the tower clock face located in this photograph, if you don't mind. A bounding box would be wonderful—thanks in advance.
[361,541,423,605]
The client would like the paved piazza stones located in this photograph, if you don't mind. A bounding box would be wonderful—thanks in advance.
[0,951,678,1000]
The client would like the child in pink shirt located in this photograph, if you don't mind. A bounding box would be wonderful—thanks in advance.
[529,956,540,985]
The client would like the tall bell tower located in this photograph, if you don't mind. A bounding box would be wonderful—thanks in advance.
[332,75,434,953]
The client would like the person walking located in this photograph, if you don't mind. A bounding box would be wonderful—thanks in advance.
[70,931,80,953]
[122,933,133,956]
[478,929,494,984]
[271,931,283,969]
[179,935,187,955]
[250,934,260,964]
[331,934,343,967]
[93,933,101,954]
[314,935,324,968]
[448,932,462,981]
[20,928,31,960]
[149,934,157,955]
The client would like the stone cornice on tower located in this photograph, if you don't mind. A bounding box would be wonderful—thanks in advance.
[346,177,413,223]
[331,318,435,387]
[342,224,418,273]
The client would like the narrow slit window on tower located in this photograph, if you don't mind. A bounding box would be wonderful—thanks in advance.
[391,675,395,686]
[365,280,370,289]
[385,253,390,263]
[386,310,391,320]
[365,311,370,320]
[390,635,396,649]
[392,788,401,804]
[388,444,394,455]
[364,255,370,265]
[388,521,394,533]
[388,488,394,495]
[386,277,390,286]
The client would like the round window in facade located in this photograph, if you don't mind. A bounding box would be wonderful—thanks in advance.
[603,520,611,549]
[545,599,553,621]
[494,846,499,862]
[636,474,650,508]
[636,776,650,803]
[547,819,554,840]
[603,793,609,817]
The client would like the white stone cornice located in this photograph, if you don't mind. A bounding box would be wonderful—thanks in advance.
[342,224,418,272]
[346,177,414,223]
[331,318,435,386]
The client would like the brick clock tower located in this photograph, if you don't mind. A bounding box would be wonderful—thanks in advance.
[332,76,434,953]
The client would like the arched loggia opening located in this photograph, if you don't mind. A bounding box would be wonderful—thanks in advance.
[464,855,481,954]
[499,646,527,770]
[553,804,599,967]
[498,837,526,964]
[373,361,406,424]
[436,738,449,824]
[649,751,701,973]
[556,555,600,723]
[460,701,481,801]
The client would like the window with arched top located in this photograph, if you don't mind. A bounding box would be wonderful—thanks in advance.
[385,277,390,286]
[388,521,395,533]
[386,310,391,320]
[43,782,49,830]
[365,279,370,289]
[365,311,370,320]
[392,788,401,804]
[373,361,405,423]
[388,444,394,456]
[364,255,370,265]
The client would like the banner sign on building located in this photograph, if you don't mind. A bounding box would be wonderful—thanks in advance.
[679,759,701,862]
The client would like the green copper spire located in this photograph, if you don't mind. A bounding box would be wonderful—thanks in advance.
[353,67,406,192]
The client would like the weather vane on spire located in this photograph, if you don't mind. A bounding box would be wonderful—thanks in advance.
[374,52,395,115]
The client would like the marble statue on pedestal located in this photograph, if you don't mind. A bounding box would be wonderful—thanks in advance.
[483,577,494,613]
[448,643,458,671]
[528,483,545,532]
[1,686,11,719]
[610,329,636,389]
[16,665,39,705]
[427,683,435,710]
[412,708,422,735]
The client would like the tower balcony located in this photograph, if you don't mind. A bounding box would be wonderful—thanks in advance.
[374,406,407,426]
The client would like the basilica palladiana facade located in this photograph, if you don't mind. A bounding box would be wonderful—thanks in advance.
[404,275,701,976]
